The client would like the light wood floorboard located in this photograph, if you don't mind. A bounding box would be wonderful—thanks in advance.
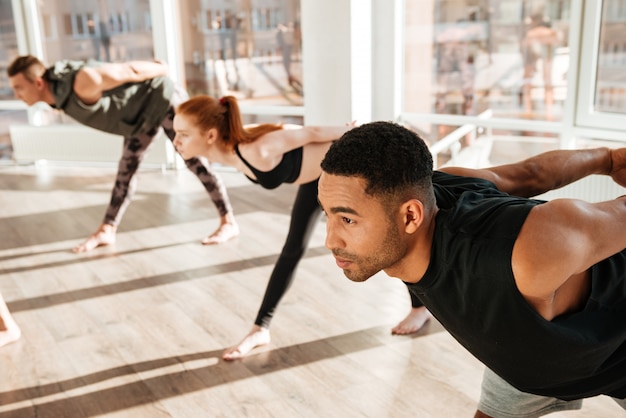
[0,164,623,417]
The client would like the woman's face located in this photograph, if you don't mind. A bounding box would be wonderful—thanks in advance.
[173,113,211,160]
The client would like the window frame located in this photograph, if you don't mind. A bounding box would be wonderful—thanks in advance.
[575,0,626,133]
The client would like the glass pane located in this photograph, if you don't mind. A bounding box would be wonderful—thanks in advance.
[0,0,18,101]
[177,1,303,106]
[40,0,154,63]
[488,128,558,164]
[0,0,19,160]
[403,119,558,167]
[25,1,155,129]
[403,0,571,139]
[594,0,626,114]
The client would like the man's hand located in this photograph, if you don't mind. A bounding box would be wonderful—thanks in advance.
[608,148,626,188]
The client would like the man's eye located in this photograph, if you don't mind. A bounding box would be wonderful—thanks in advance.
[342,217,355,224]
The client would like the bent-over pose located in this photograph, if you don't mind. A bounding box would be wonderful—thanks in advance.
[173,96,430,360]
[319,121,626,417]
[7,55,239,253]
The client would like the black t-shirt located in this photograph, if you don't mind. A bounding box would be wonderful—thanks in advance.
[406,171,626,400]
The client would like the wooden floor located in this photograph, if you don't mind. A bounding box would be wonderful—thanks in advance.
[0,163,623,417]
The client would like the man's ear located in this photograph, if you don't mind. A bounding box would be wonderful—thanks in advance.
[402,199,425,234]
[35,77,46,90]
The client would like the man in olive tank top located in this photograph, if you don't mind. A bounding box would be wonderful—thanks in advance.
[7,55,239,252]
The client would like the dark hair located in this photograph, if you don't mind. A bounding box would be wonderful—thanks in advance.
[321,121,435,207]
[176,95,282,150]
[7,55,46,82]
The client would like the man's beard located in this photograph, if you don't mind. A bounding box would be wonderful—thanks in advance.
[335,223,405,283]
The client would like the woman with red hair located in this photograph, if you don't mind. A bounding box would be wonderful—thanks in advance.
[174,95,431,360]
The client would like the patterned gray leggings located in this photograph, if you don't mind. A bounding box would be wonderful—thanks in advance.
[103,89,232,226]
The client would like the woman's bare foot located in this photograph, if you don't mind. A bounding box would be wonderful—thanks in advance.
[202,219,240,245]
[222,325,270,361]
[391,307,432,335]
[0,311,21,347]
[73,223,116,253]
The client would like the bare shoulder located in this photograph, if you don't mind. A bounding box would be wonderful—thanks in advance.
[513,202,596,319]
[74,66,99,85]
[73,67,104,103]
[512,199,600,298]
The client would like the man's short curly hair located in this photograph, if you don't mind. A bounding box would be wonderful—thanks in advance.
[321,121,434,207]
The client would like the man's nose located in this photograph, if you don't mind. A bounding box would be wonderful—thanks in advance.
[324,222,342,250]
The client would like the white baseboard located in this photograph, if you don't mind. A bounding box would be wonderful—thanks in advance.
[9,124,175,167]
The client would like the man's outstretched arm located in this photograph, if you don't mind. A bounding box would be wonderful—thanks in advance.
[440,147,626,197]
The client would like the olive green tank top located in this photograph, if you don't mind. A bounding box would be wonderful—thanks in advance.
[44,59,174,137]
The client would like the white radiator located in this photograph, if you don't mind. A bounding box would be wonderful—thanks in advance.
[536,175,625,202]
[9,124,175,167]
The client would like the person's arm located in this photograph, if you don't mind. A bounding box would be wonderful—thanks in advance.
[72,60,169,104]
[512,193,626,319]
[254,125,353,159]
[440,147,626,197]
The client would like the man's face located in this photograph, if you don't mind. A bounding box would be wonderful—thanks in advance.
[9,73,44,106]
[318,172,407,282]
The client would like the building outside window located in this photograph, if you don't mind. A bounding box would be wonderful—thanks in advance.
[2,0,626,164]
[179,0,302,107]
[403,0,573,147]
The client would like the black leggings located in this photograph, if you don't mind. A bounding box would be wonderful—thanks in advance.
[254,179,423,328]
[103,86,232,226]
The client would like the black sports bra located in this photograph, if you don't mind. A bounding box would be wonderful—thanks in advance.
[234,145,303,190]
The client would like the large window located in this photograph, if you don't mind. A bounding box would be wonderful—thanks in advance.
[4,0,626,165]
[576,0,626,133]
[0,0,304,164]
[177,0,302,107]
[0,0,17,93]
[40,0,154,63]
[0,0,22,161]
[403,0,571,144]
[14,1,157,136]
[594,1,626,115]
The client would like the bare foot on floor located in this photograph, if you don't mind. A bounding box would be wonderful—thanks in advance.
[391,307,432,335]
[0,315,21,348]
[73,224,116,253]
[222,325,270,361]
[202,221,240,245]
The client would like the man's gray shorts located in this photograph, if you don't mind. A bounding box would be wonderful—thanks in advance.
[477,367,626,417]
